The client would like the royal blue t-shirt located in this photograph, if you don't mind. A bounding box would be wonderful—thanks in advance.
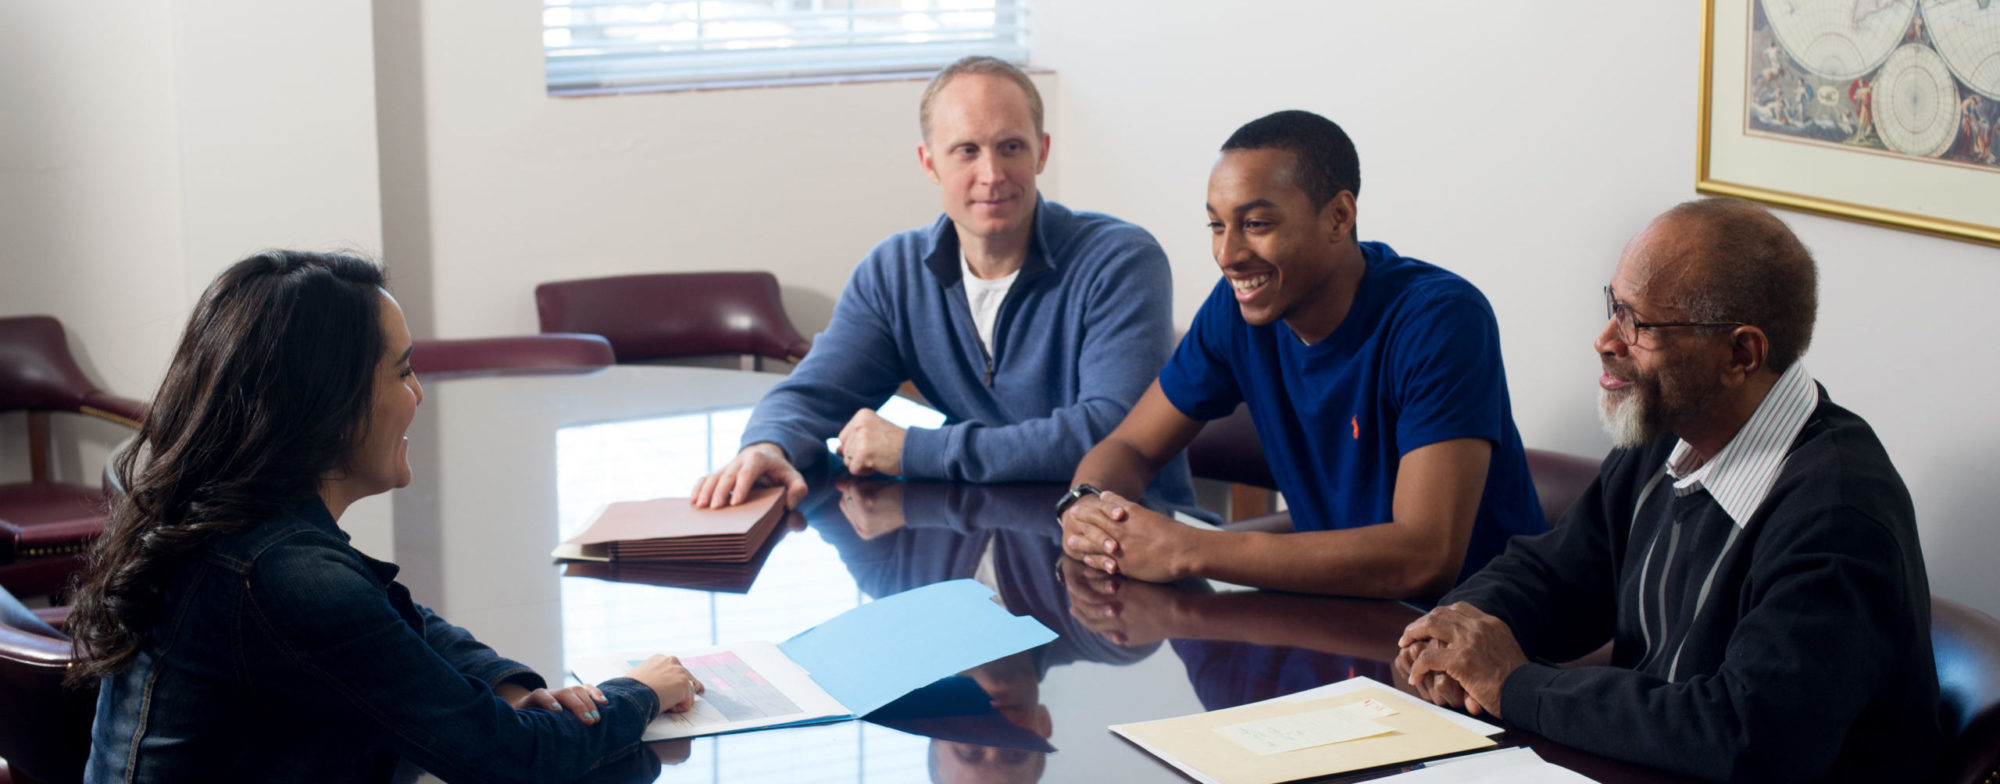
[1159,241,1544,585]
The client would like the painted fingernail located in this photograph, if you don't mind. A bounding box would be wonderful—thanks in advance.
[588,710,600,720]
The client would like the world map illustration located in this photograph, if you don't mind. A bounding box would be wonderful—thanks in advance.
[1749,0,2000,169]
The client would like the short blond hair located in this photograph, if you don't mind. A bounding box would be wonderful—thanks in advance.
[918,56,1043,143]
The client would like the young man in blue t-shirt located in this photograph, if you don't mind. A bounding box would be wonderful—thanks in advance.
[1058,110,1544,600]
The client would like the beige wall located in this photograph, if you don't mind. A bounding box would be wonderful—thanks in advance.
[3,1,1997,614]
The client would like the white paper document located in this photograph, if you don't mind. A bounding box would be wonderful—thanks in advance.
[1212,700,1400,755]
[1370,746,1601,783]
[1276,676,1503,737]
[576,643,848,739]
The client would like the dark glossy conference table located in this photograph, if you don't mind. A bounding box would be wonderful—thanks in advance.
[394,366,1698,784]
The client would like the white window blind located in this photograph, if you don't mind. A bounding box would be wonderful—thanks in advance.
[543,1,1028,96]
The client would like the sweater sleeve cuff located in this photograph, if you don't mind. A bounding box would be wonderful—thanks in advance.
[1499,662,1563,734]
[899,426,944,479]
[740,428,826,472]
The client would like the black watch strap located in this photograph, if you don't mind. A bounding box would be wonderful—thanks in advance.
[1054,483,1102,520]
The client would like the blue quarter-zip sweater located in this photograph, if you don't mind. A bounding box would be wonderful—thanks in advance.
[740,197,1196,506]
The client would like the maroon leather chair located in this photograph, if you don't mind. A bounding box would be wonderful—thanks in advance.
[1931,596,2000,784]
[0,316,145,600]
[412,333,615,379]
[1,586,92,784]
[534,272,811,371]
[1524,448,1602,529]
[1185,404,1275,490]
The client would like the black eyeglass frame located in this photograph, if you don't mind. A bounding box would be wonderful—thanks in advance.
[1603,286,1745,343]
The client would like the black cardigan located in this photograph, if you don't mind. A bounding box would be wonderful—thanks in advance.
[1445,387,1942,783]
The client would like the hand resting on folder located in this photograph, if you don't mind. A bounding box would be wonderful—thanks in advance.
[692,441,810,510]
[497,656,702,724]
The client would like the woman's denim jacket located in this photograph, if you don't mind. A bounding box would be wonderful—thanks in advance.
[85,495,661,783]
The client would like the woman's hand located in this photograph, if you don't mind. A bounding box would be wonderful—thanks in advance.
[507,684,610,724]
[626,655,705,714]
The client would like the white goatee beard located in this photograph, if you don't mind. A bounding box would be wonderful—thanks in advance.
[1598,387,1654,448]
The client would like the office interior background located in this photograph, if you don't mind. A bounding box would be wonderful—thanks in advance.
[2,2,1996,617]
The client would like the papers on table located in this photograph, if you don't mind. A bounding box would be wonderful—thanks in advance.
[1110,677,1500,784]
[629,643,849,737]
[552,486,785,563]
[1273,676,1501,737]
[1212,698,1400,755]
[574,579,1057,740]
[1370,746,1602,783]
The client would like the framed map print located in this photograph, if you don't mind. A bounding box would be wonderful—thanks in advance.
[1699,0,2000,246]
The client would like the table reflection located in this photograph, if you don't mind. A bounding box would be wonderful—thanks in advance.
[400,369,1690,783]
[548,397,951,784]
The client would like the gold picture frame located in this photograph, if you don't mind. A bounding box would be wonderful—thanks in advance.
[1697,0,2000,247]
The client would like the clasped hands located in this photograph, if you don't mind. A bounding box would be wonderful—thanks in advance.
[1059,490,1197,583]
[1394,602,1528,719]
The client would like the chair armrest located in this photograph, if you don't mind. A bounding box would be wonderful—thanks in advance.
[0,622,72,666]
[0,518,105,563]
[79,393,145,428]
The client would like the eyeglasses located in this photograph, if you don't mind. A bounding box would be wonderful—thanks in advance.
[1603,286,1744,344]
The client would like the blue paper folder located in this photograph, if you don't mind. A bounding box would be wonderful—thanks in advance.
[778,579,1057,718]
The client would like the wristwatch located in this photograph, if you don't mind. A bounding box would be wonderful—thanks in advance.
[1053,483,1102,521]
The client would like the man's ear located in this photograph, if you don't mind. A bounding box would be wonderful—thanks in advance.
[918,142,941,185]
[1721,325,1770,388]
[1321,190,1358,244]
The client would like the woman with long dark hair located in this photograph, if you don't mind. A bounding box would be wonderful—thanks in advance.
[67,252,700,783]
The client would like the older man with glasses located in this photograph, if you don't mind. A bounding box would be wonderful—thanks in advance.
[1395,198,1942,783]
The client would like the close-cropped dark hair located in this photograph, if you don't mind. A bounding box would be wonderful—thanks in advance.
[1220,110,1361,211]
[66,251,388,687]
[1664,198,1819,372]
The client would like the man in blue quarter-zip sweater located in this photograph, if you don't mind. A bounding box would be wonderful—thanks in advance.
[1398,199,1940,783]
[693,56,1195,511]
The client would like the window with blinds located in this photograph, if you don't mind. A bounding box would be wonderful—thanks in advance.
[543,1,1029,96]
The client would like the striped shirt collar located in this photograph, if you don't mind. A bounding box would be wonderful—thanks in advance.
[1664,361,1818,527]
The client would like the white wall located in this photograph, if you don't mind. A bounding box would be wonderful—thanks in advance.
[396,0,1056,343]
[170,2,384,302]
[4,1,1997,615]
[0,2,382,399]
[1035,1,2000,611]
[0,0,385,544]
[0,5,188,404]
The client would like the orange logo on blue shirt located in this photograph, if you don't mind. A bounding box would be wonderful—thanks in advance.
[1351,415,1359,439]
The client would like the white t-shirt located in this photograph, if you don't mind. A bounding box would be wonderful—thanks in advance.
[960,254,1019,355]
